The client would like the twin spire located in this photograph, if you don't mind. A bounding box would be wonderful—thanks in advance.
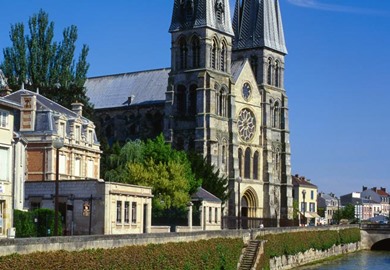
[233,0,287,54]
[170,0,287,55]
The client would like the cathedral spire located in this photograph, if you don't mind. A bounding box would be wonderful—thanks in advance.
[233,0,287,54]
[169,0,234,36]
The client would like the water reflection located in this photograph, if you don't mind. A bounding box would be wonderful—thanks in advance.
[297,251,390,270]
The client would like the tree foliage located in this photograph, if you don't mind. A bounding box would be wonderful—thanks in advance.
[1,9,93,118]
[333,203,356,224]
[104,134,201,216]
[188,152,230,203]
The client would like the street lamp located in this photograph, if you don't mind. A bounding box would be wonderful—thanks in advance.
[53,137,64,236]
[237,177,242,229]
[302,189,306,226]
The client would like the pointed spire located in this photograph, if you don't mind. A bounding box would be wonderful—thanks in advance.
[233,0,287,54]
[170,0,234,36]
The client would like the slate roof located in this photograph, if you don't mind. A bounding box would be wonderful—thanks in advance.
[231,59,246,82]
[169,0,234,35]
[0,96,22,109]
[85,68,170,110]
[233,0,287,54]
[191,187,222,203]
[4,89,95,137]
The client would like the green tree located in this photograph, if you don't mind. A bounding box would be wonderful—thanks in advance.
[188,152,230,203]
[1,9,93,118]
[104,134,201,217]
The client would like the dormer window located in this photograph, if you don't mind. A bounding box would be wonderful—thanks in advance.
[87,130,93,145]
[0,110,9,129]
[185,0,194,20]
[75,125,81,143]
[58,122,66,138]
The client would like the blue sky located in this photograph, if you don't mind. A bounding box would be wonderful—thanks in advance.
[1,0,389,196]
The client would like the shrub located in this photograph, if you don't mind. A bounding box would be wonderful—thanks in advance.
[257,228,361,269]
[0,238,243,270]
[13,209,62,238]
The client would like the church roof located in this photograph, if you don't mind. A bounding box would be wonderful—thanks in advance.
[169,0,234,36]
[233,0,287,54]
[85,68,170,109]
[231,59,247,82]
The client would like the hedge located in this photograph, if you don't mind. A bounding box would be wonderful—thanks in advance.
[13,209,62,237]
[0,238,243,270]
[257,228,361,269]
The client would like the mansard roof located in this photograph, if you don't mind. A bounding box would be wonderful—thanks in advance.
[4,89,96,136]
[169,0,234,36]
[233,0,287,54]
[85,68,170,110]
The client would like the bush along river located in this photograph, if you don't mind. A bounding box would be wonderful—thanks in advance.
[297,251,390,270]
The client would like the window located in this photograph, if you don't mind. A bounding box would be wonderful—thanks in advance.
[87,159,94,178]
[75,125,81,143]
[211,39,217,69]
[58,122,65,138]
[0,148,9,180]
[275,60,280,87]
[220,42,226,71]
[191,37,200,68]
[301,202,306,212]
[179,37,188,70]
[273,102,280,128]
[311,190,314,200]
[0,110,9,128]
[74,157,81,177]
[215,208,218,223]
[59,154,66,175]
[253,151,259,180]
[309,203,315,212]
[176,85,187,114]
[124,202,130,224]
[209,207,212,223]
[131,202,137,223]
[244,148,251,179]
[215,0,224,24]
[116,201,122,223]
[88,130,93,145]
[267,58,272,85]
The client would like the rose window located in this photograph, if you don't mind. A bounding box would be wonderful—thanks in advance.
[238,108,256,141]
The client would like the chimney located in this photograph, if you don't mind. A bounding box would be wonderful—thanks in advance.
[362,186,367,191]
[20,93,37,131]
[71,102,84,117]
[381,187,386,192]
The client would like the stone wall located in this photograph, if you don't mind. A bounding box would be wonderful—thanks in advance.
[0,229,250,257]
[270,242,361,270]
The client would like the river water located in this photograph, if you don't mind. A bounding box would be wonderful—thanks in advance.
[297,251,390,270]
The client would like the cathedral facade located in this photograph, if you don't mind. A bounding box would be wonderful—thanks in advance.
[86,0,293,225]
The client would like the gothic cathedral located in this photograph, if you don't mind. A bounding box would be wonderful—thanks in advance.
[85,0,293,225]
[164,0,293,224]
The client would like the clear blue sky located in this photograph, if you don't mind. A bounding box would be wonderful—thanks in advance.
[1,0,389,196]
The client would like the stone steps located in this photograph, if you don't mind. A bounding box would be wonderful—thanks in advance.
[239,240,261,270]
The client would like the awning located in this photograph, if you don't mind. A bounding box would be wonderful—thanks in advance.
[299,212,320,218]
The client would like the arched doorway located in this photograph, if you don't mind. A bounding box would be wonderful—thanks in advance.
[240,188,259,229]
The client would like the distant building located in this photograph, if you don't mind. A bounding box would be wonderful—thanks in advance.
[317,192,339,225]
[4,88,101,182]
[0,97,26,238]
[340,191,381,221]
[361,186,390,217]
[292,175,319,226]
